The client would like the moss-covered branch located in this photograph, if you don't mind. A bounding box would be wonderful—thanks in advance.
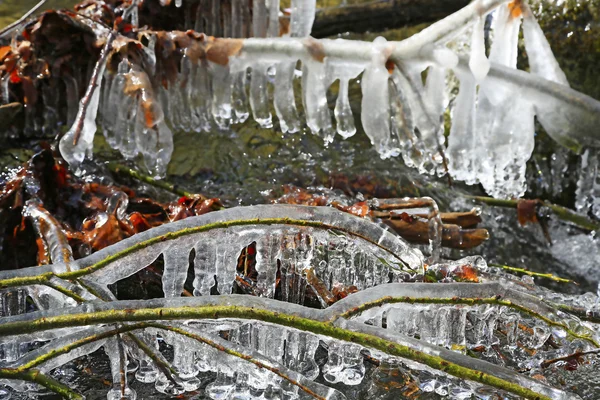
[0,210,417,289]
[0,369,83,399]
[0,303,561,400]
[337,295,599,348]
[488,263,577,284]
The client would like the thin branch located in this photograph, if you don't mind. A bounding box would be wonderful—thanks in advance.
[0,205,422,288]
[540,348,600,369]
[71,30,117,146]
[466,195,600,231]
[0,300,560,400]
[0,0,47,39]
[106,161,199,199]
[488,263,577,285]
[0,369,83,399]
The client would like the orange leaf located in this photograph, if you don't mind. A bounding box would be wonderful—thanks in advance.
[517,199,540,226]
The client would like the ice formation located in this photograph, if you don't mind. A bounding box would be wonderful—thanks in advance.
[44,0,600,199]
[1,204,599,399]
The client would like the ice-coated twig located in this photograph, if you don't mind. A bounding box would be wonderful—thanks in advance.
[0,369,82,399]
[0,204,424,289]
[466,194,600,232]
[106,161,201,199]
[71,31,116,147]
[58,30,116,167]
[0,295,574,400]
[488,263,577,285]
[0,0,47,39]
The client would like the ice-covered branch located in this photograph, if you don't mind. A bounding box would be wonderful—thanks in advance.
[0,295,575,400]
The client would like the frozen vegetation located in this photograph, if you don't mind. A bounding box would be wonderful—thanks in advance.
[1,205,600,399]
[1,0,600,399]
[52,0,600,200]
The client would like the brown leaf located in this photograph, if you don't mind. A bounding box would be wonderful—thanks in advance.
[517,199,540,226]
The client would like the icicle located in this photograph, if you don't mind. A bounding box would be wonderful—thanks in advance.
[59,34,112,167]
[469,16,490,82]
[481,3,522,105]
[192,239,217,296]
[162,245,191,298]
[215,231,243,295]
[290,0,316,37]
[105,338,137,400]
[249,63,273,128]
[522,5,569,86]
[302,56,334,143]
[267,0,280,38]
[274,61,300,133]
[0,290,26,362]
[361,37,395,157]
[475,95,535,199]
[1,73,9,104]
[209,62,232,129]
[447,71,478,184]
[231,71,250,124]
[328,59,364,139]
[254,230,282,297]
[253,0,268,38]
[575,148,600,219]
[390,65,443,174]
[209,0,221,36]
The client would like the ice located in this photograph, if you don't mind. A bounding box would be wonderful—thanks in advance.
[162,243,192,298]
[328,58,365,138]
[290,0,316,38]
[323,341,365,386]
[23,200,74,267]
[446,71,477,184]
[361,37,395,157]
[575,149,600,219]
[192,238,217,296]
[522,5,569,86]
[0,290,26,363]
[208,62,233,129]
[302,56,335,143]
[105,337,137,400]
[476,94,535,199]
[481,3,521,105]
[267,0,280,38]
[254,229,282,297]
[249,63,273,128]
[59,61,105,166]
[468,16,490,82]
[273,61,301,133]
[389,65,443,174]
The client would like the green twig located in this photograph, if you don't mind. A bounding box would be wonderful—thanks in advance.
[466,195,600,231]
[488,263,577,285]
[0,217,413,289]
[0,304,562,400]
[0,369,83,399]
[106,161,197,198]
[338,295,599,348]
